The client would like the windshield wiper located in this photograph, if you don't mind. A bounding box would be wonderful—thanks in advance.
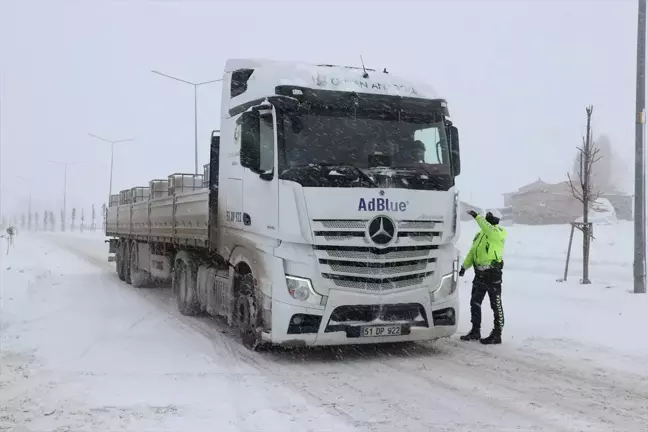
[315,163,376,185]
[389,164,439,179]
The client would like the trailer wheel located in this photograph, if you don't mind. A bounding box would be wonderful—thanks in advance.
[116,241,126,281]
[129,241,150,288]
[235,273,266,351]
[173,252,201,316]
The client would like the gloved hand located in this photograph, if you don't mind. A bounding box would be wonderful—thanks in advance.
[458,266,466,277]
[467,210,478,218]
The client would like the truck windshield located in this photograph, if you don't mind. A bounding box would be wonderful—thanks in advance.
[278,111,453,190]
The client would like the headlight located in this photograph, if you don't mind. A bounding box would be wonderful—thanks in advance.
[286,275,313,301]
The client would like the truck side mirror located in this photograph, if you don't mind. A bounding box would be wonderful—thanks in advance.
[449,125,461,176]
[238,111,261,173]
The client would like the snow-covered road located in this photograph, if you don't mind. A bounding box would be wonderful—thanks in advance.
[1,231,646,432]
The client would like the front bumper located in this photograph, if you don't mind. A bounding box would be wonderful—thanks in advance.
[265,287,459,347]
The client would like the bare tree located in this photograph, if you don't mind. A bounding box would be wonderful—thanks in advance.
[71,208,76,232]
[567,105,601,284]
[101,203,107,231]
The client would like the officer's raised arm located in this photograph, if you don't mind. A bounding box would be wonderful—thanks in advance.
[468,210,506,241]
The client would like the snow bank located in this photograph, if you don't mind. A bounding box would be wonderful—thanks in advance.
[459,220,636,285]
[457,219,648,367]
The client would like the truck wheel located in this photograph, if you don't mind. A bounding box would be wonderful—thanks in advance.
[173,252,201,316]
[124,241,132,285]
[129,241,150,288]
[117,241,126,281]
[235,273,266,351]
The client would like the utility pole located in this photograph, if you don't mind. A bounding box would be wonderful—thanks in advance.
[0,71,3,227]
[63,164,67,231]
[582,106,593,285]
[151,70,222,174]
[634,0,647,294]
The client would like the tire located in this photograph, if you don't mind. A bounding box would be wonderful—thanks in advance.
[129,241,150,288]
[117,241,126,281]
[234,273,266,351]
[173,251,201,316]
[124,241,132,285]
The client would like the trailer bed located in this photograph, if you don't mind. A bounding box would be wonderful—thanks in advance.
[107,189,209,248]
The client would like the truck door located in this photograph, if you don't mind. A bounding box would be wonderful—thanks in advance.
[238,107,279,240]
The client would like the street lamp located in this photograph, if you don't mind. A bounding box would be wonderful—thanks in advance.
[48,160,83,232]
[151,70,222,174]
[88,133,136,198]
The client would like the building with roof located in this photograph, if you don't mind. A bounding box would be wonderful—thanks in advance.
[502,179,632,225]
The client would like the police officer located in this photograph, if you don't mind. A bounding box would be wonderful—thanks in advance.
[459,209,507,344]
[410,140,426,163]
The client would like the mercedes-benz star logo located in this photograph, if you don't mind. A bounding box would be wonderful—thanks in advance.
[367,216,396,246]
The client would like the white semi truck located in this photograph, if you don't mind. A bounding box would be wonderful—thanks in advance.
[106,59,463,349]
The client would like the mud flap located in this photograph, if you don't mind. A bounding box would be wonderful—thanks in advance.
[107,238,118,253]
[107,238,118,262]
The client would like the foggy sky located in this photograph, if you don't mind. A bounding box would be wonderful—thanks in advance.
[0,0,640,218]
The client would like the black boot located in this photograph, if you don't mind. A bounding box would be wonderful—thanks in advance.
[460,328,481,341]
[480,329,502,345]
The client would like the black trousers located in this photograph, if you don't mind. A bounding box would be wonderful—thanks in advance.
[470,268,504,332]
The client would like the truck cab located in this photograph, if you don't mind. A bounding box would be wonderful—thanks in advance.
[214,59,462,347]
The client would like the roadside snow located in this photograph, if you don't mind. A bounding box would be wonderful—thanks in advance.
[458,220,637,285]
[457,220,648,366]
[1,226,647,431]
[0,235,358,432]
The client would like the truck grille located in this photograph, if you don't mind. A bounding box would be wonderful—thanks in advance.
[312,218,443,292]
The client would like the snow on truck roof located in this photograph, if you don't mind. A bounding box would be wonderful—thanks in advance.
[224,58,439,100]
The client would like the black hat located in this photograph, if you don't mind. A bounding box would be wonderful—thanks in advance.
[412,140,425,150]
[486,211,500,225]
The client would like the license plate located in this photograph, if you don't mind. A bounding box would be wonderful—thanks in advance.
[360,325,402,337]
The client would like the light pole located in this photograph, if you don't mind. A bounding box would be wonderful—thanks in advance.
[0,72,5,227]
[48,160,83,232]
[634,0,647,294]
[151,70,222,174]
[88,133,135,198]
[0,73,2,208]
